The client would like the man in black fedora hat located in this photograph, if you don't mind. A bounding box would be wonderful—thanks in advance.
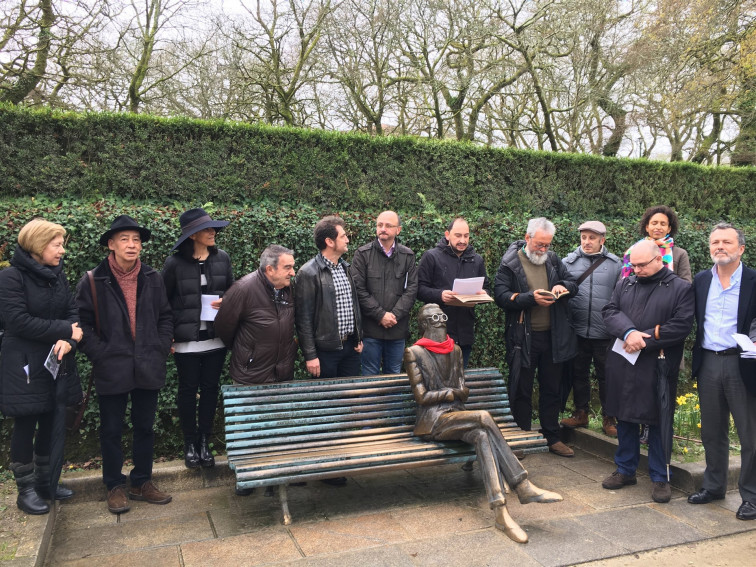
[76,215,174,514]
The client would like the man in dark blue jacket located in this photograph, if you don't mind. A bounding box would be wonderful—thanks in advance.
[418,217,490,367]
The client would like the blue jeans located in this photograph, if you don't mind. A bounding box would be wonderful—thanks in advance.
[615,420,669,482]
[361,337,405,375]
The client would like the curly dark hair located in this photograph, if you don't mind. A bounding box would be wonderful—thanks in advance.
[638,205,679,238]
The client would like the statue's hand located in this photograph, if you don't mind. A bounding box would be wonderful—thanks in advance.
[444,390,455,402]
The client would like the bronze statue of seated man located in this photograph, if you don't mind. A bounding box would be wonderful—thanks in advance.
[404,304,562,543]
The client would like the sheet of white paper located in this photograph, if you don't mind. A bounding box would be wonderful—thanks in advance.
[612,338,640,365]
[44,345,61,380]
[200,295,221,321]
[452,277,484,295]
[732,333,756,358]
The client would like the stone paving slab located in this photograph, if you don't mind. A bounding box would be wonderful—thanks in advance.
[180,528,302,567]
[50,545,182,567]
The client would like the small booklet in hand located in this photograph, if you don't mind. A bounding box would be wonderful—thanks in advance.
[536,289,569,300]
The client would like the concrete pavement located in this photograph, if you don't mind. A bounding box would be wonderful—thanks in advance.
[5,429,754,567]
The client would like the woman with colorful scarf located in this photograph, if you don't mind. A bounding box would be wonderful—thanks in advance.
[620,205,692,283]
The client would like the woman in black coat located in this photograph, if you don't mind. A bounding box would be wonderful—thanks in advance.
[0,219,83,515]
[162,208,233,469]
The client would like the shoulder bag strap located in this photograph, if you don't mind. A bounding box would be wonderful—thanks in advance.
[576,256,608,287]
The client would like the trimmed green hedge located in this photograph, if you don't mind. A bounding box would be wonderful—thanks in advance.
[1,198,754,466]
[1,105,755,219]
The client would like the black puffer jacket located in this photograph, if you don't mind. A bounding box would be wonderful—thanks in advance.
[295,254,362,361]
[494,240,578,367]
[75,257,173,395]
[0,247,81,416]
[161,248,233,342]
[417,237,490,346]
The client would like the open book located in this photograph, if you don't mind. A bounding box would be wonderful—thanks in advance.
[446,292,494,307]
[536,289,569,300]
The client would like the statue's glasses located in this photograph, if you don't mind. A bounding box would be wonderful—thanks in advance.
[430,313,448,322]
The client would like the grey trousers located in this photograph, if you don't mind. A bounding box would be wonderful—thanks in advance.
[430,410,528,508]
[699,352,756,502]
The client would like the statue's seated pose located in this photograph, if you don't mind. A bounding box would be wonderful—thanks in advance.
[404,304,563,543]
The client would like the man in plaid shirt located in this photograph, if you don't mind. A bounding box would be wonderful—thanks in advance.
[295,216,363,378]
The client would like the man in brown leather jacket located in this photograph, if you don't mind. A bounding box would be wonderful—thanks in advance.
[404,304,563,544]
[215,245,297,384]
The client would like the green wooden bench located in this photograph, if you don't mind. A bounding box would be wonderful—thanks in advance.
[221,367,547,524]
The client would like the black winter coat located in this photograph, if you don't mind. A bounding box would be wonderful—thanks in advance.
[417,238,490,346]
[295,254,362,360]
[494,241,578,367]
[602,267,694,425]
[351,239,418,341]
[0,247,81,416]
[75,257,173,395]
[161,248,233,342]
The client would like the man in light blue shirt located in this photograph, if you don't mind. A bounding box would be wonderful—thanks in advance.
[689,223,756,521]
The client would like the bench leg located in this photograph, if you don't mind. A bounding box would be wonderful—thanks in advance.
[279,484,292,525]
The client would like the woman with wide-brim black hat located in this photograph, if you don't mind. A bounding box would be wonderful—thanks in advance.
[161,208,233,469]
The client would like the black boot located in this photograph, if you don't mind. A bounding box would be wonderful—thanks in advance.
[11,462,50,515]
[34,454,74,501]
[198,434,215,468]
[184,438,201,469]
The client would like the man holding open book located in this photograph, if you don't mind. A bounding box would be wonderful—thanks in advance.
[494,218,578,458]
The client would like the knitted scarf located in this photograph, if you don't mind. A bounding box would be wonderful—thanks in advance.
[621,235,674,279]
[414,335,455,354]
[108,253,140,339]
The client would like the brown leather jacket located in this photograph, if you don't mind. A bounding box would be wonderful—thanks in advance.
[214,268,296,385]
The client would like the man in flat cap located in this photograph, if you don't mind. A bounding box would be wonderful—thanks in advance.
[76,215,174,515]
[561,221,622,436]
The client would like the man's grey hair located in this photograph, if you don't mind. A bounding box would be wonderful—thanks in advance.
[260,244,294,270]
[526,217,555,238]
[711,222,745,246]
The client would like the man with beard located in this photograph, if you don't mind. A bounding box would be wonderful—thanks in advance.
[688,223,756,520]
[417,217,490,368]
[494,218,578,458]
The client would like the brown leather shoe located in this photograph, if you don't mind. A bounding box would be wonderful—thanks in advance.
[602,416,618,437]
[548,441,574,458]
[129,480,172,505]
[560,409,589,429]
[107,484,130,514]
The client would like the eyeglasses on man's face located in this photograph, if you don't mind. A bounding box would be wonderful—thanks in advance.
[629,256,659,270]
[376,223,398,229]
[428,313,448,322]
[531,242,551,250]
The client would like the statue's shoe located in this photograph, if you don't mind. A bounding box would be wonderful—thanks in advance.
[494,506,528,543]
[516,479,563,504]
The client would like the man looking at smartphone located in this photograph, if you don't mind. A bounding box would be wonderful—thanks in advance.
[494,218,578,457]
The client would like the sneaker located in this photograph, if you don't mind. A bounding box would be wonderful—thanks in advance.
[548,441,574,458]
[107,484,130,514]
[129,480,172,505]
[652,481,672,503]
[602,470,637,490]
[602,416,618,437]
[560,410,589,429]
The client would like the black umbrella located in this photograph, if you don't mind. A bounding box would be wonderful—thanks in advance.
[507,311,526,406]
[48,356,75,498]
[656,350,674,482]
[560,359,574,412]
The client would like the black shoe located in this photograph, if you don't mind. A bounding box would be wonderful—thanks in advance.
[184,441,200,469]
[736,501,756,520]
[235,486,255,496]
[36,483,74,501]
[688,488,725,504]
[320,477,347,486]
[198,434,215,468]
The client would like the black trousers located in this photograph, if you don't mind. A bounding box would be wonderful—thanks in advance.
[10,412,53,464]
[174,349,226,438]
[98,388,159,491]
[512,330,562,445]
[571,337,611,414]
[318,334,362,378]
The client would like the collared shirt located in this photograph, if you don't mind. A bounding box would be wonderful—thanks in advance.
[321,254,355,337]
[702,262,742,351]
[380,239,396,258]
